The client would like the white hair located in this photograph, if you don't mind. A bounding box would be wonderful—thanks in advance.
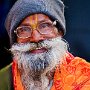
[10,36,68,90]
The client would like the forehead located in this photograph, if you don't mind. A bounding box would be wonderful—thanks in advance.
[21,14,51,25]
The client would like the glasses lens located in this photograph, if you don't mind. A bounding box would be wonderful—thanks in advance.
[16,26,32,38]
[38,22,54,34]
[15,21,56,38]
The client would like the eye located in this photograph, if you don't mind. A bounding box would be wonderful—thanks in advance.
[15,26,32,38]
[17,27,31,33]
[17,28,25,33]
[39,22,52,29]
[23,27,31,32]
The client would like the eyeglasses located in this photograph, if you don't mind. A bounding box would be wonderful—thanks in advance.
[14,20,57,39]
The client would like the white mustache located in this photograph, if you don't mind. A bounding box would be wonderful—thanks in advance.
[10,37,68,53]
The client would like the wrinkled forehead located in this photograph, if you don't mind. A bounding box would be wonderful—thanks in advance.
[20,14,52,25]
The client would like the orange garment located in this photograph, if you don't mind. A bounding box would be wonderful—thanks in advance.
[12,53,90,90]
[12,61,24,90]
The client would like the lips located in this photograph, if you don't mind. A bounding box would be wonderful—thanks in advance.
[30,48,48,54]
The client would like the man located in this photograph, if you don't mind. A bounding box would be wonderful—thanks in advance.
[0,0,90,90]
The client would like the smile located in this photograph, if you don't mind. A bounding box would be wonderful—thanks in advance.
[30,47,48,54]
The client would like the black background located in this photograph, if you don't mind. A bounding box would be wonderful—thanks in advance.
[0,0,90,69]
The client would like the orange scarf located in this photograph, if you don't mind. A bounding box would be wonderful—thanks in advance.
[12,53,90,90]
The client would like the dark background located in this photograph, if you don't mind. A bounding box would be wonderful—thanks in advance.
[64,0,90,61]
[0,0,90,69]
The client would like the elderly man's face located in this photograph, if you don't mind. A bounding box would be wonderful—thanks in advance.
[11,14,67,89]
[16,14,63,53]
[17,14,62,43]
[11,13,67,73]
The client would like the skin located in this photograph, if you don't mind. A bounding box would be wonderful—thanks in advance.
[17,14,62,43]
[11,14,66,90]
[17,14,62,53]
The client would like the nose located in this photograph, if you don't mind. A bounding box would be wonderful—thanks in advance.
[30,29,45,42]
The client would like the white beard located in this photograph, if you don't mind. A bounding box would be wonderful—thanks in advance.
[10,36,68,90]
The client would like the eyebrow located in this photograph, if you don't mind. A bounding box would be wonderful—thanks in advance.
[20,23,31,27]
[20,20,52,27]
[38,20,52,24]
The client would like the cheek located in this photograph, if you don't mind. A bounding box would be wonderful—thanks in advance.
[17,38,30,43]
[47,32,62,38]
[45,34,58,38]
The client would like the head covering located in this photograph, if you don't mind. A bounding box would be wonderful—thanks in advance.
[5,0,66,44]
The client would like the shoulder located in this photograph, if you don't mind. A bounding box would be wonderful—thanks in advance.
[69,57,90,69]
[0,63,12,77]
[65,53,90,77]
[59,57,90,89]
[66,52,90,67]
[69,57,90,75]
[0,63,13,90]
